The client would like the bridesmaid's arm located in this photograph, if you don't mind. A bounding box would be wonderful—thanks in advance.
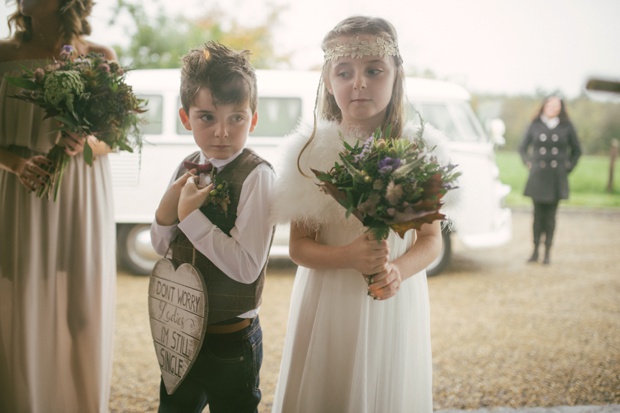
[88,136,113,156]
[0,146,51,191]
[392,221,442,281]
[60,133,112,156]
[0,146,26,174]
[289,221,389,275]
[368,221,441,301]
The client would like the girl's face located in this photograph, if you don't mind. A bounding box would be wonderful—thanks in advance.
[543,97,562,118]
[326,49,396,132]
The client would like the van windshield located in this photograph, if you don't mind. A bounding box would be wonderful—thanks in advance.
[410,101,488,143]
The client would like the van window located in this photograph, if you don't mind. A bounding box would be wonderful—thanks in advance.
[411,101,487,143]
[252,97,302,137]
[138,94,163,135]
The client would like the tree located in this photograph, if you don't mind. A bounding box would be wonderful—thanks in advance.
[109,0,291,69]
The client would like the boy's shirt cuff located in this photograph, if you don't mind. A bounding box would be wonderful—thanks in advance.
[150,220,178,256]
[178,208,213,241]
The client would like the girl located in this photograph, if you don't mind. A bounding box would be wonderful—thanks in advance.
[271,16,444,413]
[0,1,116,412]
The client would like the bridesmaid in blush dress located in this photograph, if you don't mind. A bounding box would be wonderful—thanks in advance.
[0,1,117,412]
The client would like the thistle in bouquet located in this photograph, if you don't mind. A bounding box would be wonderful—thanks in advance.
[6,45,147,201]
[311,119,461,242]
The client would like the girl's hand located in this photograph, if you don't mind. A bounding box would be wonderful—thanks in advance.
[178,176,213,222]
[17,155,52,192]
[367,262,402,301]
[347,233,390,275]
[60,132,87,156]
[155,170,197,226]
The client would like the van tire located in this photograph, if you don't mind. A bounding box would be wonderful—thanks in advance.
[426,227,451,277]
[117,224,160,275]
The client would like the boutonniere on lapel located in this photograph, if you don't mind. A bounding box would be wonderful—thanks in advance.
[183,160,231,216]
[206,178,230,216]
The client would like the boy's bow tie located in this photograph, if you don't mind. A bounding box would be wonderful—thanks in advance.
[183,160,213,174]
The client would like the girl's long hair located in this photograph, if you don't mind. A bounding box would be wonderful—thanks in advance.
[7,0,94,46]
[536,95,571,124]
[297,16,407,175]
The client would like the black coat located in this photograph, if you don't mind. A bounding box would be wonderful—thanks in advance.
[518,117,581,203]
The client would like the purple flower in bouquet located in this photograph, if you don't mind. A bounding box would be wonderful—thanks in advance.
[311,119,460,241]
[378,157,401,175]
[5,46,147,201]
[59,45,73,60]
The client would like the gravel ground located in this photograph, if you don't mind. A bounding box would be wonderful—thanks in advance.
[110,208,620,412]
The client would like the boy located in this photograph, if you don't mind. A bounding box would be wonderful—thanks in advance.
[150,41,274,413]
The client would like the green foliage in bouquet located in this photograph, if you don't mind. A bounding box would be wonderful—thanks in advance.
[6,45,147,200]
[312,121,461,241]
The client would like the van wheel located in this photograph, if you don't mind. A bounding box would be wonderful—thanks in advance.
[426,227,451,277]
[117,224,160,275]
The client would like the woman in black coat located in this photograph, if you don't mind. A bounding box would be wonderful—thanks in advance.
[519,96,581,264]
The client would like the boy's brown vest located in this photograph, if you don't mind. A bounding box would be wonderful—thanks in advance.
[170,148,273,324]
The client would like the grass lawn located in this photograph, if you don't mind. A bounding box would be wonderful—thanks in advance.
[495,151,620,209]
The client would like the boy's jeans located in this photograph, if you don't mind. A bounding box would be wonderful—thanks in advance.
[157,316,263,413]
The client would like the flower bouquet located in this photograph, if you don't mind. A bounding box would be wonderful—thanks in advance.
[311,121,460,241]
[6,45,146,200]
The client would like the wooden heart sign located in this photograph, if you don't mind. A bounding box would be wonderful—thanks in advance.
[148,258,208,395]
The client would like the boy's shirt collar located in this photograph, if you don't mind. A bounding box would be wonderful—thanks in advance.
[200,149,244,171]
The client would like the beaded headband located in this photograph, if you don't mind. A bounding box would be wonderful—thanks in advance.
[323,35,400,61]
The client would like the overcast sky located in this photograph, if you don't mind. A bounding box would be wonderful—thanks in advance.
[2,0,619,98]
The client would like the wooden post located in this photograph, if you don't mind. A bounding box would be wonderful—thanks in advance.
[608,139,618,193]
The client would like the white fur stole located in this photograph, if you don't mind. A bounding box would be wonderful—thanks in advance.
[269,120,461,229]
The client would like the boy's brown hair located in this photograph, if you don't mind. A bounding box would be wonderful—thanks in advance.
[180,41,257,113]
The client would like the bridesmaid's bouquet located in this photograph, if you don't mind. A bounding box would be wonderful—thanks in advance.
[6,45,146,200]
[311,120,460,241]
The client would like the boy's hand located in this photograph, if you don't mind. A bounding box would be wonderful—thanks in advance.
[178,176,213,222]
[155,170,196,226]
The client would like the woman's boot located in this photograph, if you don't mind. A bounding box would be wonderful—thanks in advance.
[543,245,551,265]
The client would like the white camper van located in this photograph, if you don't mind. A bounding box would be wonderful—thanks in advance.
[111,69,511,276]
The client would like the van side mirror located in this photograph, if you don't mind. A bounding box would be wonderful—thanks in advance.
[486,118,506,146]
